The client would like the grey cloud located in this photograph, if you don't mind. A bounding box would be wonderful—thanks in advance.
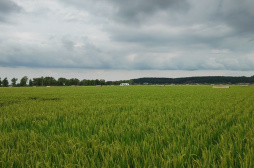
[212,0,254,35]
[109,0,190,23]
[0,0,21,13]
[1,0,254,72]
[62,39,74,51]
[108,25,233,52]
[0,35,112,69]
[59,0,189,23]
[0,0,22,22]
[1,40,254,71]
[106,0,254,56]
[58,0,254,35]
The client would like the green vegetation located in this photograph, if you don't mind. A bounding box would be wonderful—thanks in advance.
[133,76,254,84]
[1,75,254,87]
[0,85,254,167]
[2,78,9,87]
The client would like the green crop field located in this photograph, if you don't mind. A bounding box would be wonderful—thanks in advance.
[0,85,254,167]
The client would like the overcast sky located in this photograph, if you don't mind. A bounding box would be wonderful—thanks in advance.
[0,0,254,81]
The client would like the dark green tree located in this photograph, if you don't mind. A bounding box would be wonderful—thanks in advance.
[32,77,44,86]
[11,78,18,86]
[69,78,80,85]
[3,77,9,87]
[100,79,106,85]
[0,77,2,87]
[44,77,57,86]
[88,80,95,85]
[29,79,33,86]
[20,76,28,86]
[40,77,44,86]
[95,79,100,85]
[57,77,67,86]
[80,79,87,86]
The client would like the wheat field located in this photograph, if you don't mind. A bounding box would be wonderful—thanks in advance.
[0,85,254,167]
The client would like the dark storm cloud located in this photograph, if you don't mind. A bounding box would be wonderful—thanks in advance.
[59,0,189,23]
[0,0,254,72]
[108,0,190,23]
[0,0,22,22]
[0,36,113,69]
[57,0,254,38]
[0,0,21,13]
[209,0,254,35]
[109,26,225,48]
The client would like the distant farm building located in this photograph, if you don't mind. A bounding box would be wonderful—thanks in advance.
[120,83,130,86]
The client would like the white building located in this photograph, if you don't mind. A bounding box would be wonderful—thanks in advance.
[120,83,130,86]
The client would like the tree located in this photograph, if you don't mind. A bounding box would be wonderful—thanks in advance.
[100,79,106,85]
[93,79,100,85]
[69,78,80,85]
[44,77,57,86]
[3,77,9,87]
[57,77,67,86]
[29,79,33,86]
[0,78,2,87]
[40,77,44,86]
[80,79,87,86]
[32,77,44,86]
[11,78,18,86]
[20,76,28,86]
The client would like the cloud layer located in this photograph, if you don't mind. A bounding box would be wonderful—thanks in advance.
[0,0,254,72]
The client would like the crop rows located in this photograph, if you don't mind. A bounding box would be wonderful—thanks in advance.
[0,85,254,167]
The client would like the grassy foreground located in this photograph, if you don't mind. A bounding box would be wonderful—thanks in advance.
[0,85,254,167]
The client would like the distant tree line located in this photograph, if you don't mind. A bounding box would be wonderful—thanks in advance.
[0,76,133,87]
[1,76,254,87]
[132,76,254,84]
